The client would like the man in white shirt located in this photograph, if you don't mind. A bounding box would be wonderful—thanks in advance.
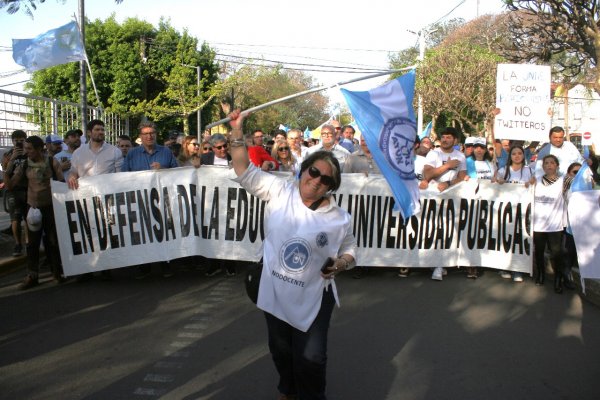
[286,128,308,169]
[54,129,82,182]
[534,126,589,178]
[67,119,123,281]
[68,120,123,188]
[306,124,351,170]
[422,126,467,281]
[422,127,467,192]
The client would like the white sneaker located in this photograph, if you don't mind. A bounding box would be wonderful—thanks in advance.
[512,272,524,282]
[500,271,512,279]
[431,267,443,281]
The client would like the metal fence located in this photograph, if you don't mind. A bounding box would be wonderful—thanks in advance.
[0,88,128,146]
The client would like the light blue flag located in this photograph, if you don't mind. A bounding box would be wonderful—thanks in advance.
[12,21,85,73]
[304,127,311,140]
[566,163,593,235]
[419,121,432,140]
[341,70,419,219]
[583,145,590,159]
[571,163,593,192]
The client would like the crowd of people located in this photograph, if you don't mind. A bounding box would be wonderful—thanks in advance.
[413,125,597,295]
[2,114,599,400]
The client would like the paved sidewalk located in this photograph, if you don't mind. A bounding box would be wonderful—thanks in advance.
[0,207,27,276]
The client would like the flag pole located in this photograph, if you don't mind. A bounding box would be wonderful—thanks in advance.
[205,66,416,130]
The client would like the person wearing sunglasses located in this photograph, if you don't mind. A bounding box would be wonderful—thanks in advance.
[177,135,201,168]
[228,109,357,400]
[271,139,298,173]
[200,134,231,167]
[200,140,212,154]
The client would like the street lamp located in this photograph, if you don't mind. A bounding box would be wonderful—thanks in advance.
[182,64,201,141]
[408,28,438,136]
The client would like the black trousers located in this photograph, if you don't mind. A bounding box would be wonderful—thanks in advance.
[26,205,62,279]
[533,230,564,278]
[264,288,335,400]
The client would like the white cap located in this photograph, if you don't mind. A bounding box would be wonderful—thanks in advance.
[472,137,487,147]
[465,137,476,145]
[26,208,42,232]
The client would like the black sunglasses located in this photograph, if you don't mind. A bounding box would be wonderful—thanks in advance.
[203,147,211,151]
[278,147,290,151]
[307,166,335,188]
[191,143,200,147]
[571,169,580,175]
[214,144,228,150]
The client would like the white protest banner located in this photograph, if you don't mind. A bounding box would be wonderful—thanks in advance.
[495,63,551,142]
[52,167,533,276]
[568,190,600,291]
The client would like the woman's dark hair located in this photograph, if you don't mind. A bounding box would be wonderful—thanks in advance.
[468,145,492,162]
[542,154,559,166]
[25,135,44,150]
[299,151,341,191]
[567,162,581,175]
[503,145,526,180]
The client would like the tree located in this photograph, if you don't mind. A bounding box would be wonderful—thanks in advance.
[503,0,600,93]
[417,40,504,136]
[219,64,329,134]
[26,16,220,138]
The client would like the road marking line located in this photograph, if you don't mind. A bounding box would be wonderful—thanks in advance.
[154,361,183,369]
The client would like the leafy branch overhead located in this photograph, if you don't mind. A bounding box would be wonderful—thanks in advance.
[503,0,600,94]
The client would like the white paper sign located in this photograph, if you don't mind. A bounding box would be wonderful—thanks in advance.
[495,63,551,142]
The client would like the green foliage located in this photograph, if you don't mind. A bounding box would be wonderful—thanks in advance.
[220,65,329,134]
[418,41,504,135]
[26,15,220,139]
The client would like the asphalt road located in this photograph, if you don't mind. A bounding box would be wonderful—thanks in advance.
[0,264,599,400]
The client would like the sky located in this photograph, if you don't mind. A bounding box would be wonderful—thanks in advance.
[0,0,506,112]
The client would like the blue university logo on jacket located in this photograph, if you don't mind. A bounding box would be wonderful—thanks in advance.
[280,238,311,274]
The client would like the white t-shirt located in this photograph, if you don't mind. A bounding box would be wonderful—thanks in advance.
[233,164,357,332]
[497,165,534,184]
[55,150,74,182]
[534,141,585,178]
[414,155,427,181]
[425,148,467,183]
[474,160,496,180]
[533,176,566,232]
[213,155,229,166]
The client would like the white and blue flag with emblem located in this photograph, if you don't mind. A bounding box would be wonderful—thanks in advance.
[12,21,86,73]
[341,69,419,219]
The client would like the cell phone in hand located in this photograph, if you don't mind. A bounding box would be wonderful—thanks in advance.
[320,257,334,273]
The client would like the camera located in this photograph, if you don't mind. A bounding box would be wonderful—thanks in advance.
[15,142,23,149]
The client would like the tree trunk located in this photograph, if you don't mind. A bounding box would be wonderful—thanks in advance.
[182,116,190,135]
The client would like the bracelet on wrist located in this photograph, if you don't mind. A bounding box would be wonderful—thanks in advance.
[339,257,349,270]
[230,139,246,148]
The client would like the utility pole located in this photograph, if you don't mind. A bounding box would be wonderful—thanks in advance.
[182,64,201,141]
[79,0,87,131]
[417,30,425,136]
